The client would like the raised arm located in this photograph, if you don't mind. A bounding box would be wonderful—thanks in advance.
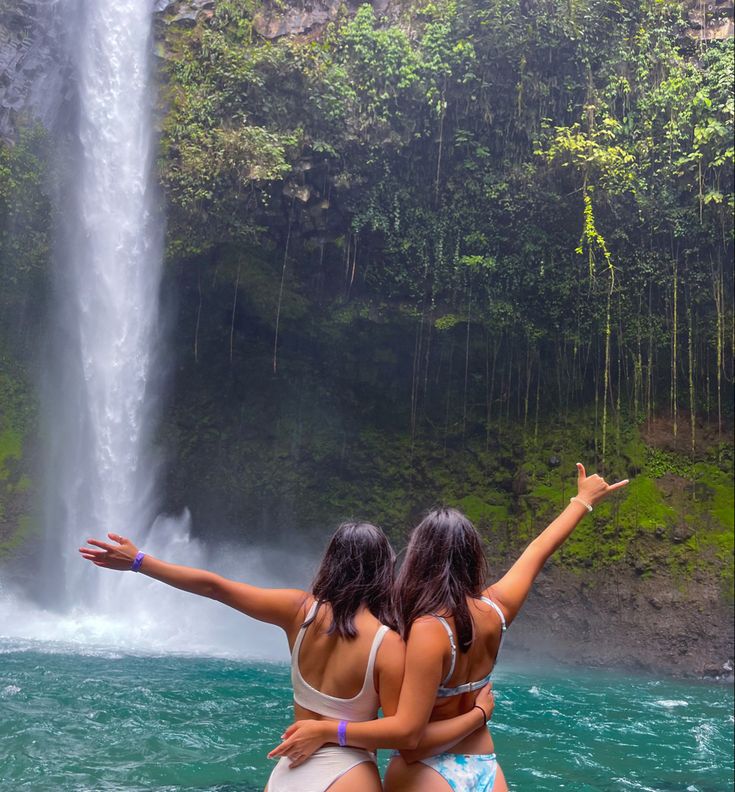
[79,532,306,630]
[487,463,628,624]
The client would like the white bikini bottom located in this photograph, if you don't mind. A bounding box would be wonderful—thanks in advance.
[266,745,376,792]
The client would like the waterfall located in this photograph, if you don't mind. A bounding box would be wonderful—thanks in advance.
[0,0,289,659]
[53,0,164,607]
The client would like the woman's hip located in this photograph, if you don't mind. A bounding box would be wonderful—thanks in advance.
[385,751,503,792]
[266,745,378,792]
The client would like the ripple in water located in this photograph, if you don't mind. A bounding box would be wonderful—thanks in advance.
[0,650,732,791]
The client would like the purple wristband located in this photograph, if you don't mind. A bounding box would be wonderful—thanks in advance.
[131,551,145,572]
[337,720,348,747]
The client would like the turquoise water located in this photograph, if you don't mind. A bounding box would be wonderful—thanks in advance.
[1,639,732,791]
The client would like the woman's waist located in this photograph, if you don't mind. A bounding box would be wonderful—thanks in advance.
[438,724,495,756]
[293,701,378,723]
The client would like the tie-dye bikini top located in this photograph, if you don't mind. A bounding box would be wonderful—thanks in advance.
[433,595,507,698]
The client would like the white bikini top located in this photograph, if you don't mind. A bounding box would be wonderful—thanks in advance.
[291,600,390,721]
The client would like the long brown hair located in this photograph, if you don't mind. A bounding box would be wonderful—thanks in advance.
[395,507,487,652]
[308,521,396,638]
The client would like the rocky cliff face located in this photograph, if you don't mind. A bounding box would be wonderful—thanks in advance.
[0,0,217,140]
[684,0,734,41]
[155,0,214,29]
[2,0,733,140]
[253,0,389,39]
[0,0,67,140]
[507,563,734,680]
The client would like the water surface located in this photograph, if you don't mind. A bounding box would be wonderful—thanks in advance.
[1,640,731,791]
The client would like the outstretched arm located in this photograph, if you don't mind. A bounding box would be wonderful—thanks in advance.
[79,533,307,630]
[487,463,628,624]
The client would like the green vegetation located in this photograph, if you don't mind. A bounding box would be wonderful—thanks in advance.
[0,126,50,352]
[157,0,733,463]
[0,360,36,549]
[0,1,732,594]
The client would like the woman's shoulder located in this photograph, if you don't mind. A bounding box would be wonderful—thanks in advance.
[376,627,404,657]
[409,614,453,642]
[294,591,316,622]
[374,627,405,682]
[380,627,403,647]
[476,587,510,622]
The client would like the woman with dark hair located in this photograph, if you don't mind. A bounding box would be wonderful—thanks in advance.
[270,463,628,791]
[79,520,492,792]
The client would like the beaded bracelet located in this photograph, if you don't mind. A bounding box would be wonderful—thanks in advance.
[570,496,593,512]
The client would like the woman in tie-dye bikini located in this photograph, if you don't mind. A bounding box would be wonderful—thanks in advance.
[271,463,628,790]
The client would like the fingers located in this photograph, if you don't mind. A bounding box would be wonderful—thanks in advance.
[86,539,115,551]
[108,532,126,545]
[78,547,112,568]
[281,723,300,739]
[577,462,630,497]
[476,681,494,712]
[78,548,107,561]
[267,740,289,760]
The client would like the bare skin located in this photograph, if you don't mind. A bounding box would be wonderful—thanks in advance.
[79,536,493,790]
[269,463,628,791]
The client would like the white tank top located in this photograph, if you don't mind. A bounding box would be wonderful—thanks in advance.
[291,601,389,721]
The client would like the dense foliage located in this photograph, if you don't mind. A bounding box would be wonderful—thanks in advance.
[158,0,734,466]
[0,125,50,351]
[0,2,732,595]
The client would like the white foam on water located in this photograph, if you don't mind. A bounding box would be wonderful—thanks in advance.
[617,720,656,737]
[615,780,660,791]
[527,684,563,701]
[692,722,716,756]
[0,517,294,660]
[654,699,689,709]
[526,768,562,779]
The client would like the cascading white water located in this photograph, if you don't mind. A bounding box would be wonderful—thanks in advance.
[60,0,163,604]
[0,0,296,658]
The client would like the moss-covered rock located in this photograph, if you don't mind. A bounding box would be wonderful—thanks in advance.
[0,358,37,557]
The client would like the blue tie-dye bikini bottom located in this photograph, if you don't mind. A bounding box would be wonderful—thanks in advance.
[419,752,497,791]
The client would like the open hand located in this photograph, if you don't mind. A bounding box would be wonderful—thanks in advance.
[267,719,330,768]
[78,533,138,571]
[575,463,628,507]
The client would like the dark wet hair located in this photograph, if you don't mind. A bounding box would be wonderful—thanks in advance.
[395,507,488,652]
[308,521,396,638]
